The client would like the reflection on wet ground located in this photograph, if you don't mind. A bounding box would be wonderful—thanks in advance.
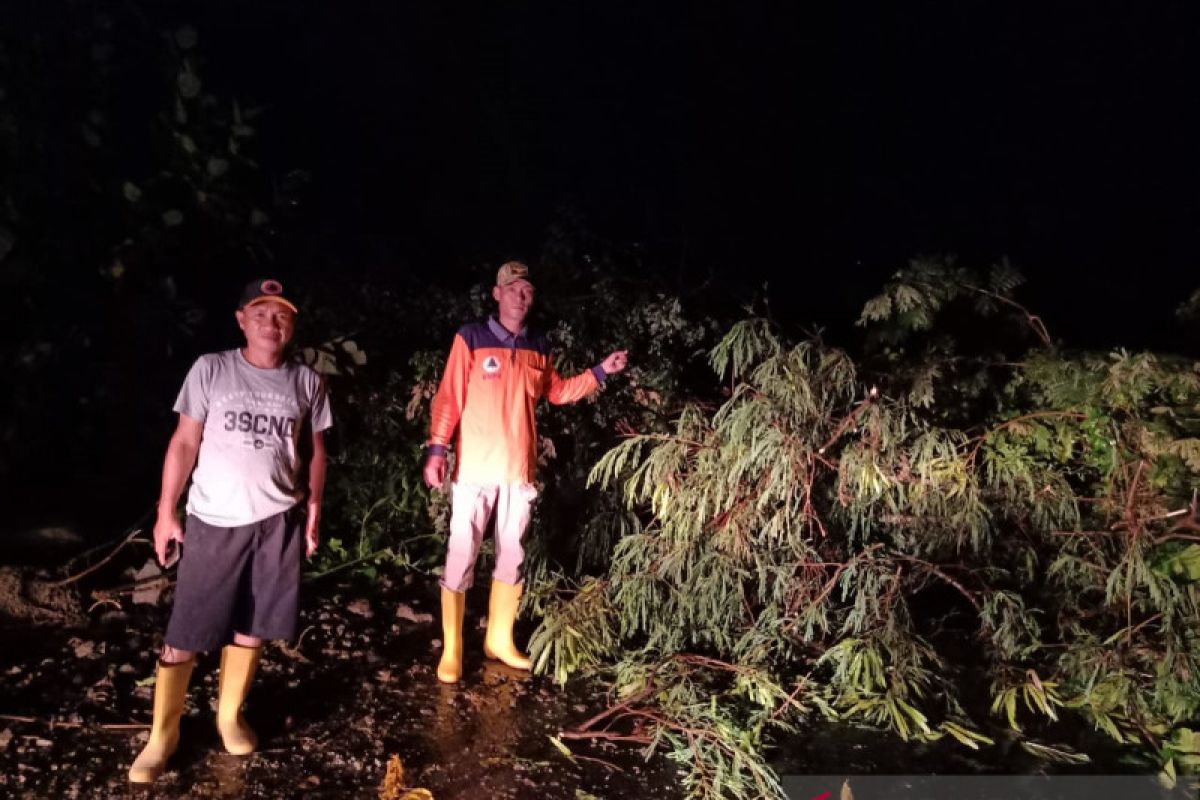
[0,576,681,799]
[0,571,1140,799]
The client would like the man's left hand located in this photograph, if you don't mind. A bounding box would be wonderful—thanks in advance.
[601,350,629,376]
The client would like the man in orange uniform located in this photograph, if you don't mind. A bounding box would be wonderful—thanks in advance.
[423,261,627,683]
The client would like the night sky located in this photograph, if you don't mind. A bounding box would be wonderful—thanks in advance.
[2,0,1199,542]
[59,2,1200,347]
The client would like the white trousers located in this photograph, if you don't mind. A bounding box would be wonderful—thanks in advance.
[440,482,538,592]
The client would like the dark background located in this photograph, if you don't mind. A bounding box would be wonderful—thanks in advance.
[3,0,1199,540]
[7,0,1198,344]
[178,0,1199,348]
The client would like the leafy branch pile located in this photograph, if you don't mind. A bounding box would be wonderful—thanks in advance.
[532,259,1200,798]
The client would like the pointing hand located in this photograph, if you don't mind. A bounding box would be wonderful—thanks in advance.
[601,350,629,376]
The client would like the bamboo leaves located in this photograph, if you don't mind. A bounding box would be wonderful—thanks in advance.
[534,267,1200,797]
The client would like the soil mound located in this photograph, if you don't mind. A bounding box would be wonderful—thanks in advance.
[0,567,86,627]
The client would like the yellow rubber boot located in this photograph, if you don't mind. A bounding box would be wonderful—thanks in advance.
[128,659,194,783]
[437,587,466,683]
[483,579,532,670]
[217,644,261,755]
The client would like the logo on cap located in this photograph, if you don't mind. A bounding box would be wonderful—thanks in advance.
[239,277,299,313]
[496,261,532,287]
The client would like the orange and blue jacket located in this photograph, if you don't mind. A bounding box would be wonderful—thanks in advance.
[427,317,607,485]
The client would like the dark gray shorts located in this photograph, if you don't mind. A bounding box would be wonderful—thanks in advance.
[163,507,303,652]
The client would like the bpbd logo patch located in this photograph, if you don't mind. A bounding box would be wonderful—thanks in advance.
[482,355,501,379]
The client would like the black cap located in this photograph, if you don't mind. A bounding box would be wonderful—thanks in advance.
[237,278,298,313]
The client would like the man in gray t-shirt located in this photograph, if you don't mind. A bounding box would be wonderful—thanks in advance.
[129,278,332,784]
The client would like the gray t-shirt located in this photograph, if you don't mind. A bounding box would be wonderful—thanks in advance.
[174,349,333,527]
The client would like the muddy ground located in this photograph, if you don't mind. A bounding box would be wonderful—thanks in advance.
[0,547,1154,800]
[0,563,682,800]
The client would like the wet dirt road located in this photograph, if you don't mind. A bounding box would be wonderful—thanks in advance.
[0,573,682,799]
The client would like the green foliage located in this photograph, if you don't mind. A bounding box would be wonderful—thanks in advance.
[527,579,617,685]
[308,368,451,580]
[858,256,1032,342]
[299,284,467,581]
[533,260,1200,798]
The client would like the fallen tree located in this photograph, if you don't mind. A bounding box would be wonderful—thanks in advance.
[532,260,1200,798]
